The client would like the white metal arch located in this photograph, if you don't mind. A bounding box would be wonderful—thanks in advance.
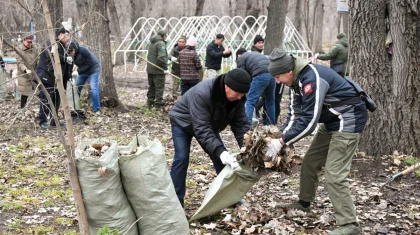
[114,15,313,72]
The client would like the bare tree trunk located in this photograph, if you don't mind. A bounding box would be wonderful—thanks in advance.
[349,0,420,156]
[245,0,261,28]
[264,0,289,55]
[107,0,124,65]
[336,11,342,35]
[342,11,349,36]
[75,0,88,42]
[311,0,324,53]
[195,0,205,16]
[293,0,303,32]
[83,0,120,108]
[34,0,63,43]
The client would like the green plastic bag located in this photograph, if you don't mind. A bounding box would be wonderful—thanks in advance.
[75,139,138,235]
[119,135,190,235]
[190,164,259,221]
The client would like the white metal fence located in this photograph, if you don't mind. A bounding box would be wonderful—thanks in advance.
[114,15,312,72]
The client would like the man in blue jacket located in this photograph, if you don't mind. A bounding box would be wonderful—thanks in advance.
[169,68,251,207]
[205,34,231,79]
[265,49,367,235]
[236,48,276,126]
[68,43,101,113]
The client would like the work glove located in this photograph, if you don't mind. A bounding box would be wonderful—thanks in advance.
[265,138,282,162]
[220,151,239,168]
[72,71,79,77]
[171,57,178,63]
[313,53,319,59]
[163,70,169,74]
[25,69,32,74]
[66,56,73,64]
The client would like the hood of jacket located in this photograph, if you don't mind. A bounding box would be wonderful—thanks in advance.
[292,56,311,86]
[337,37,348,47]
[150,34,163,44]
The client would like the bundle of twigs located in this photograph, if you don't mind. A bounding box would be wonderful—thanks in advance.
[238,125,303,173]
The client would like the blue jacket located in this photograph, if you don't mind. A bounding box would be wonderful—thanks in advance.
[280,63,368,145]
[74,46,100,75]
[205,41,231,70]
[236,52,269,77]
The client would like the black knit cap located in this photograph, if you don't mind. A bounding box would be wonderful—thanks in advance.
[254,35,264,44]
[224,68,251,94]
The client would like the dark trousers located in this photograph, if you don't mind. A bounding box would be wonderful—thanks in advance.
[170,124,225,207]
[39,86,60,125]
[147,73,165,107]
[180,79,199,95]
[255,83,284,122]
[21,95,28,109]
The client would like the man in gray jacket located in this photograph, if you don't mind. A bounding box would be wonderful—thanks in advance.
[169,68,251,207]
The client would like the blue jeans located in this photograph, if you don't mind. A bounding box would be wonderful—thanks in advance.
[76,72,100,112]
[245,73,276,126]
[170,124,225,207]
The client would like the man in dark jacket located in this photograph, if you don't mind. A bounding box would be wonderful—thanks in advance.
[236,48,276,126]
[266,49,367,235]
[315,33,349,77]
[250,35,264,53]
[205,34,231,79]
[169,36,186,98]
[169,68,251,207]
[36,27,73,129]
[68,43,101,113]
[146,30,168,109]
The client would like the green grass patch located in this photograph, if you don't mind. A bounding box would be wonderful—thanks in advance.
[97,226,119,235]
[18,166,37,176]
[8,188,30,197]
[8,218,24,229]
[186,179,197,187]
[415,169,420,178]
[55,217,74,226]
[404,156,419,166]
[31,225,55,234]
[64,230,79,235]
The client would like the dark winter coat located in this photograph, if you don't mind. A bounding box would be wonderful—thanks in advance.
[280,60,368,146]
[35,39,73,87]
[317,37,349,76]
[170,44,183,76]
[73,46,100,75]
[236,52,270,78]
[146,34,168,74]
[169,74,249,157]
[205,41,231,70]
[179,46,202,80]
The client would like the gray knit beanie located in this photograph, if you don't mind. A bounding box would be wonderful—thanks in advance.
[268,49,295,76]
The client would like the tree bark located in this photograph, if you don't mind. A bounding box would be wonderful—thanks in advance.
[82,0,120,108]
[107,0,124,65]
[349,0,420,156]
[336,11,342,35]
[195,0,205,16]
[264,0,289,55]
[342,11,349,36]
[292,0,303,32]
[34,0,63,43]
[311,0,324,53]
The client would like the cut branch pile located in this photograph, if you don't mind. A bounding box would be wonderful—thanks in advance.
[238,125,303,173]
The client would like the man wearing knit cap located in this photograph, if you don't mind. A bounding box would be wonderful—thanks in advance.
[169,35,187,98]
[169,68,251,207]
[314,33,349,77]
[265,49,368,235]
[178,36,202,94]
[251,35,264,53]
[236,48,276,126]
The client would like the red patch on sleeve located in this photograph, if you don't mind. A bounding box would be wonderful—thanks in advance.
[303,83,313,95]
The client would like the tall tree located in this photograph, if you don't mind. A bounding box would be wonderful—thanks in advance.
[292,0,303,32]
[311,0,324,53]
[78,0,120,107]
[107,0,124,65]
[349,0,420,156]
[195,0,205,16]
[264,0,289,55]
[34,0,63,42]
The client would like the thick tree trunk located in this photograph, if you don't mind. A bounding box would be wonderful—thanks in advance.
[293,0,303,32]
[349,0,420,156]
[34,0,63,43]
[336,12,342,35]
[264,0,289,55]
[342,11,349,36]
[311,0,324,53]
[83,0,120,108]
[195,0,206,16]
[107,0,124,65]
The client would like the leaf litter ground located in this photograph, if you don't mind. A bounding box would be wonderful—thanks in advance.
[0,64,419,234]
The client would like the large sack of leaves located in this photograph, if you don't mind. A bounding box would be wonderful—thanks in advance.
[190,163,259,221]
[119,135,190,235]
[0,69,7,100]
[75,139,138,235]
